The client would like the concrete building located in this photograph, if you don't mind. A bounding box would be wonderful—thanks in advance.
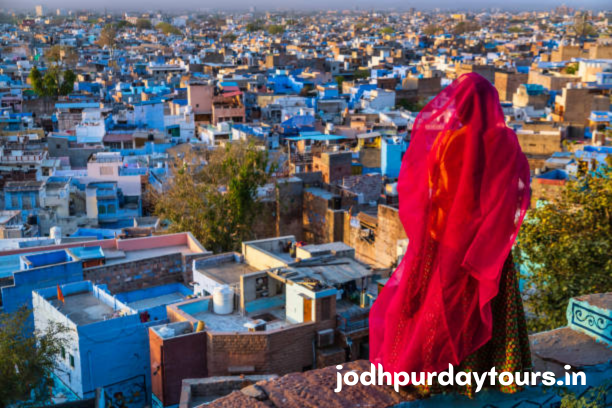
[33,281,154,407]
[0,232,210,313]
[0,249,84,330]
[494,71,528,102]
[148,237,375,407]
[553,84,609,125]
[312,151,352,184]
[187,81,214,124]
[4,180,46,223]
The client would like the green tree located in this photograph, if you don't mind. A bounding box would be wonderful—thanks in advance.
[508,26,524,34]
[353,69,370,80]
[45,45,78,67]
[423,24,442,36]
[136,18,152,30]
[0,307,68,407]
[154,141,275,252]
[97,23,118,58]
[156,22,182,35]
[267,24,285,35]
[29,67,76,98]
[246,21,264,32]
[59,70,76,95]
[515,158,612,332]
[28,66,44,96]
[221,33,237,43]
[335,76,345,89]
[453,21,480,35]
[573,14,597,38]
[115,20,133,30]
[380,26,395,35]
[564,63,579,75]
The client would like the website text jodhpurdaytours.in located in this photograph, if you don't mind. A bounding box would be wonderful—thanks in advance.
[334,363,586,393]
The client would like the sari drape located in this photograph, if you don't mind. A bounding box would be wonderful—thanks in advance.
[369,73,531,375]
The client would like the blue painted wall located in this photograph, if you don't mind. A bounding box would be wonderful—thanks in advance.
[2,253,83,332]
[114,283,192,321]
[381,138,408,179]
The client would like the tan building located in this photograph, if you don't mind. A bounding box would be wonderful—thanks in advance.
[528,70,580,91]
[495,71,528,102]
[553,85,609,124]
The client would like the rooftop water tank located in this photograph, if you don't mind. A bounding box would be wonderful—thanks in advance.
[50,226,61,243]
[213,285,234,315]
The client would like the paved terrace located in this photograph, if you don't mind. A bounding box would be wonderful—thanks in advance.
[60,292,116,325]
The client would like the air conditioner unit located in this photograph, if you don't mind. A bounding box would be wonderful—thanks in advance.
[317,329,334,348]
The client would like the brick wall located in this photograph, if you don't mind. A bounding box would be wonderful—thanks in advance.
[206,320,335,377]
[84,253,185,293]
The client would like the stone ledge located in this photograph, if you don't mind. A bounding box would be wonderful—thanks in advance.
[566,292,612,345]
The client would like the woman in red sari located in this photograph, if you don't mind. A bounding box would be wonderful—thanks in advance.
[369,73,532,396]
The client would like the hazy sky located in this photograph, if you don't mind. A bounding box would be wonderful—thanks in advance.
[6,0,611,12]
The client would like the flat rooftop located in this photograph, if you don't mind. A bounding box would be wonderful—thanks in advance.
[102,245,196,266]
[193,308,288,333]
[127,292,187,310]
[60,292,116,326]
[178,296,290,333]
[198,262,258,286]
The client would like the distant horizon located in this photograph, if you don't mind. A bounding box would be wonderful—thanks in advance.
[4,0,611,13]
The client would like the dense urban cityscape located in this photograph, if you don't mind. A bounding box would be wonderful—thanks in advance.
[0,3,610,408]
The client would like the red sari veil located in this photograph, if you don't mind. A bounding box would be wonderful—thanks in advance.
[369,73,531,375]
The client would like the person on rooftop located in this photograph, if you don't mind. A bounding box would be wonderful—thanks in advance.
[369,73,532,397]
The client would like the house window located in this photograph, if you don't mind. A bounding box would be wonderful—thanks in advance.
[107,204,116,214]
[69,354,75,368]
[98,205,106,215]
[60,347,65,359]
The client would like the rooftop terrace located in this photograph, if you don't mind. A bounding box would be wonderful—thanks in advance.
[60,291,116,325]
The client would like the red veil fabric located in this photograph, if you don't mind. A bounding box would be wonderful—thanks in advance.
[369,73,531,375]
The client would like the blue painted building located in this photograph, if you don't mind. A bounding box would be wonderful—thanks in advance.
[0,249,83,331]
[381,137,408,179]
[114,282,193,322]
[33,281,155,407]
[131,100,165,130]
[4,180,46,223]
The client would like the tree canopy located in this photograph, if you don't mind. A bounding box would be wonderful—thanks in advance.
[156,22,182,36]
[29,66,76,98]
[453,21,481,35]
[515,157,612,332]
[136,18,153,30]
[97,23,118,50]
[153,141,275,253]
[44,45,78,67]
[0,307,68,407]
[267,24,285,35]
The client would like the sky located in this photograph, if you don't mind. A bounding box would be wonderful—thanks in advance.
[5,0,611,12]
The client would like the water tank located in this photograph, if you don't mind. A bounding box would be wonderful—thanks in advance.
[50,226,61,240]
[213,285,234,315]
